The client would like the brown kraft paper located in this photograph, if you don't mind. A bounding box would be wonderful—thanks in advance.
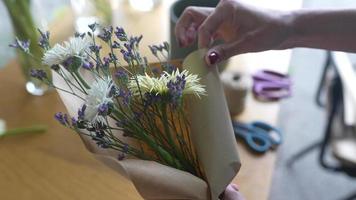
[53,49,240,200]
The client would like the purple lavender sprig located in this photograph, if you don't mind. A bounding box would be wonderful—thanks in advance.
[9,38,30,53]
[38,29,50,50]
[167,74,186,107]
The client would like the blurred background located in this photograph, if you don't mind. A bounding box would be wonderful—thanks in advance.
[0,0,355,200]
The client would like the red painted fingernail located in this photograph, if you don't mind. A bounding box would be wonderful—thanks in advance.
[208,51,220,65]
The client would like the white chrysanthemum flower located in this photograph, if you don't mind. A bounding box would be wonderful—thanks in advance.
[130,73,167,95]
[84,77,114,124]
[128,69,206,97]
[42,36,91,66]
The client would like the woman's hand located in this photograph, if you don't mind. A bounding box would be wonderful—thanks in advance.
[175,0,292,65]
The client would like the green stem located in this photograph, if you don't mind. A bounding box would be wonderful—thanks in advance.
[160,103,199,175]
[160,103,178,152]
[1,125,47,137]
[73,70,90,89]
[112,109,183,169]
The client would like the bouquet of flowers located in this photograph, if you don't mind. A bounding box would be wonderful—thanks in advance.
[12,23,240,200]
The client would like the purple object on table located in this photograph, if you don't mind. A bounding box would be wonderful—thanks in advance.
[252,70,292,101]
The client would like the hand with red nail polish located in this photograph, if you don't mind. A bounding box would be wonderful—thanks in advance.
[175,0,293,66]
[176,0,356,66]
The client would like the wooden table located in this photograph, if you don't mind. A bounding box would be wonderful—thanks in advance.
[0,1,302,199]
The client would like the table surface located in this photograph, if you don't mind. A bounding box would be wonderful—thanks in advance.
[0,1,302,199]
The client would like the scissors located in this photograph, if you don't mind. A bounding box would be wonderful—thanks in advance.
[232,120,282,153]
[252,70,292,101]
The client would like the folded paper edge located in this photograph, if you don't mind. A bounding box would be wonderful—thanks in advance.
[182,49,241,199]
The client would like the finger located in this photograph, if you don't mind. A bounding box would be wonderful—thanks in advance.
[175,6,205,47]
[185,23,198,45]
[198,2,229,48]
[175,8,194,47]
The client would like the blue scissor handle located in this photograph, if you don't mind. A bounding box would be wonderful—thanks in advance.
[250,121,283,146]
[244,131,272,153]
[232,121,272,153]
[232,121,283,153]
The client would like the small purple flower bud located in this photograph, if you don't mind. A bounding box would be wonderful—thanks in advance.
[9,38,30,53]
[134,35,143,47]
[96,140,109,149]
[51,64,60,71]
[123,144,129,153]
[121,50,132,62]
[118,153,125,160]
[163,41,169,51]
[71,117,78,127]
[118,89,131,106]
[167,73,186,106]
[98,26,113,42]
[143,93,161,108]
[82,61,94,70]
[103,56,110,66]
[9,43,19,48]
[78,104,86,120]
[61,57,73,69]
[88,22,99,32]
[115,27,127,41]
[98,103,111,116]
[90,44,102,53]
[115,69,128,80]
[112,41,121,49]
[124,43,132,52]
[22,41,30,49]
[109,53,117,62]
[30,69,47,80]
[149,45,157,56]
[38,29,50,49]
[74,32,86,38]
[127,35,142,48]
[54,112,69,126]
[108,85,118,97]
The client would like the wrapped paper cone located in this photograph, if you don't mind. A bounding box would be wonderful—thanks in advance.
[53,49,240,200]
